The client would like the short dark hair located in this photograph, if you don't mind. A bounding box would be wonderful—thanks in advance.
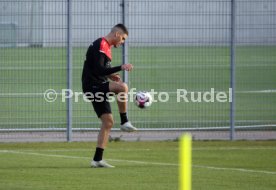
[112,23,128,35]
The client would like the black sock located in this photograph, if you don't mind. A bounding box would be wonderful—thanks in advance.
[93,147,104,161]
[120,112,128,125]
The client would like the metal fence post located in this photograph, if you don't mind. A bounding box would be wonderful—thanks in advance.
[122,0,129,84]
[66,0,73,142]
[230,0,236,140]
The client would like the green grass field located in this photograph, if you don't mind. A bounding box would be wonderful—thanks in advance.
[0,140,275,190]
[0,46,275,130]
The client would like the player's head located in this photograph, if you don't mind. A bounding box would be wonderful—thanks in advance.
[110,24,128,48]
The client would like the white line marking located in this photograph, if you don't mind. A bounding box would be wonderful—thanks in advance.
[193,165,276,175]
[0,150,88,160]
[107,158,178,166]
[0,150,275,175]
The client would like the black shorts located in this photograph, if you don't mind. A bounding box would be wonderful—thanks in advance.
[83,82,111,118]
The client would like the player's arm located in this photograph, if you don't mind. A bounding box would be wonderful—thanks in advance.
[95,53,121,75]
[96,53,133,76]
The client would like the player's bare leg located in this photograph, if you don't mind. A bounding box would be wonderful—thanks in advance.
[97,113,114,149]
[109,81,127,112]
[109,81,137,132]
[91,113,115,168]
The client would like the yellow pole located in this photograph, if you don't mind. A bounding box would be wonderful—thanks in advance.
[179,133,192,190]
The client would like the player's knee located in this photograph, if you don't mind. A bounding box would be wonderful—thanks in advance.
[120,82,128,92]
[102,118,114,129]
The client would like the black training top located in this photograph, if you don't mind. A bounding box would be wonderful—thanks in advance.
[82,37,121,88]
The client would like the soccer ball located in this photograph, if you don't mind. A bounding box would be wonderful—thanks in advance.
[135,91,153,109]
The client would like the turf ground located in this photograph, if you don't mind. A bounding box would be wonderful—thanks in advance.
[0,46,275,130]
[0,140,275,190]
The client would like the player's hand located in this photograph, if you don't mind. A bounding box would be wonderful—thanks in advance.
[109,73,121,82]
[121,64,133,71]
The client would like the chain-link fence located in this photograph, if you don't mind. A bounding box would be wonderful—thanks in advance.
[0,0,275,142]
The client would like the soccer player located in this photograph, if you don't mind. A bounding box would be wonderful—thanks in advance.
[82,24,136,168]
